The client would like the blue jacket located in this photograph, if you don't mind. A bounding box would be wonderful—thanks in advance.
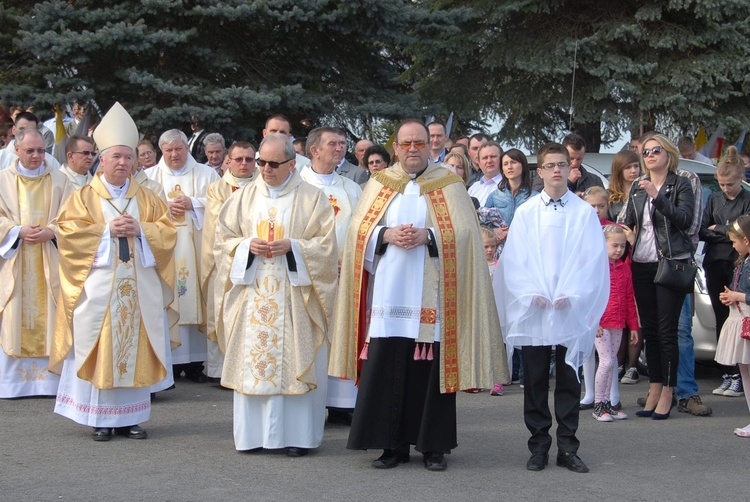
[732,257,750,306]
[485,186,538,225]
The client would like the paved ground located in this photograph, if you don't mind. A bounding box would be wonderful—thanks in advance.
[1,363,747,502]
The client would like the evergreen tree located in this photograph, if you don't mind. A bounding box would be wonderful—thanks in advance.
[407,0,750,150]
[0,0,447,142]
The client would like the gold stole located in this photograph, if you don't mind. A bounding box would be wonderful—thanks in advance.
[17,175,50,357]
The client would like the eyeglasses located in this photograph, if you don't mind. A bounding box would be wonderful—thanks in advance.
[396,141,427,151]
[257,158,293,169]
[73,150,96,157]
[232,156,256,164]
[22,148,46,155]
[368,159,384,165]
[641,146,663,157]
[539,161,570,171]
[138,150,155,157]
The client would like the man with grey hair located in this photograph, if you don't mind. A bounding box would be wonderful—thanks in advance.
[147,128,219,384]
[214,133,338,456]
[0,127,73,398]
[203,133,226,177]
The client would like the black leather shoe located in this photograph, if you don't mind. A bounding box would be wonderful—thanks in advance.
[186,371,208,383]
[92,428,112,441]
[115,425,148,439]
[286,447,309,457]
[372,448,410,469]
[556,452,589,473]
[526,452,549,471]
[423,452,447,471]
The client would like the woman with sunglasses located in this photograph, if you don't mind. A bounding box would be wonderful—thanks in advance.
[620,134,695,420]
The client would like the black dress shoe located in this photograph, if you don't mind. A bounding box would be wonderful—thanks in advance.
[372,448,410,469]
[115,425,148,439]
[286,447,309,457]
[526,452,549,471]
[422,452,447,471]
[185,371,208,383]
[92,428,112,441]
[556,452,589,473]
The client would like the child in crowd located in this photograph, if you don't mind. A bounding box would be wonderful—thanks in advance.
[481,226,498,277]
[580,187,617,409]
[716,215,750,437]
[592,226,640,421]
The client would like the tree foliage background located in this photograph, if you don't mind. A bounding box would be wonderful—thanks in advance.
[1,0,749,151]
[0,0,451,143]
[407,0,750,151]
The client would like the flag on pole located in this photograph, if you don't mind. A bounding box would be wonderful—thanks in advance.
[52,105,68,165]
[445,112,454,138]
[699,126,724,159]
[735,129,747,152]
[694,125,708,151]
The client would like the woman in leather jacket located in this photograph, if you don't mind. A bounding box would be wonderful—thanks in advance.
[620,133,695,419]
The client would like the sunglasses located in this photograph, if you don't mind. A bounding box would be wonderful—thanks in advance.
[257,158,293,169]
[641,146,663,157]
[232,156,256,164]
[73,150,96,156]
[23,148,46,155]
[396,141,427,151]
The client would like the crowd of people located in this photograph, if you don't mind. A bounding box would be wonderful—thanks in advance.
[1,101,750,476]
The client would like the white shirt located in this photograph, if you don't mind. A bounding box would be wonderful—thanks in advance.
[468,173,503,207]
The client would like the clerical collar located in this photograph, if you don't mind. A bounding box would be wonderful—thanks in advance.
[540,189,571,209]
[408,165,429,180]
[267,172,294,199]
[62,164,88,180]
[101,176,130,199]
[16,161,44,178]
[310,167,336,186]
[233,174,254,187]
[167,162,190,176]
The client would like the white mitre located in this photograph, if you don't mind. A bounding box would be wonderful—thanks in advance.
[93,102,139,151]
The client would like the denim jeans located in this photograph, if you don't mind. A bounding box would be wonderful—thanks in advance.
[676,295,699,400]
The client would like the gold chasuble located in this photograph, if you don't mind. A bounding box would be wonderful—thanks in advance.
[50,175,177,389]
[0,164,72,358]
[201,170,254,346]
[330,163,508,393]
[214,172,338,395]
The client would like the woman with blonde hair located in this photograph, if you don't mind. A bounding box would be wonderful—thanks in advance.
[443,151,471,187]
[621,133,694,420]
[608,150,641,221]
[700,145,750,397]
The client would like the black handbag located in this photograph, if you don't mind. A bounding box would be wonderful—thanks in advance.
[653,194,697,293]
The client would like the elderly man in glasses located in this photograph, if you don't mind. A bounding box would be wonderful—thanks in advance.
[330,119,507,472]
[146,129,220,385]
[60,135,95,189]
[200,141,258,383]
[0,127,73,398]
[213,133,338,456]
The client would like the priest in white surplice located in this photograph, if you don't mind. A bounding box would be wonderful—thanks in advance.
[147,129,219,383]
[298,127,362,425]
[51,103,177,441]
[0,128,72,398]
[201,141,257,381]
[59,135,95,189]
[214,133,338,456]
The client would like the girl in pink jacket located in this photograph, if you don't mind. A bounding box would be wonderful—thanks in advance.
[592,225,640,422]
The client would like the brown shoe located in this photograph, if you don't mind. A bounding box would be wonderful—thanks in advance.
[678,395,712,416]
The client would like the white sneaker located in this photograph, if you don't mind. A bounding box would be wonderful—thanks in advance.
[713,374,732,395]
[592,403,613,422]
[605,402,628,420]
[620,367,639,384]
[723,374,744,397]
